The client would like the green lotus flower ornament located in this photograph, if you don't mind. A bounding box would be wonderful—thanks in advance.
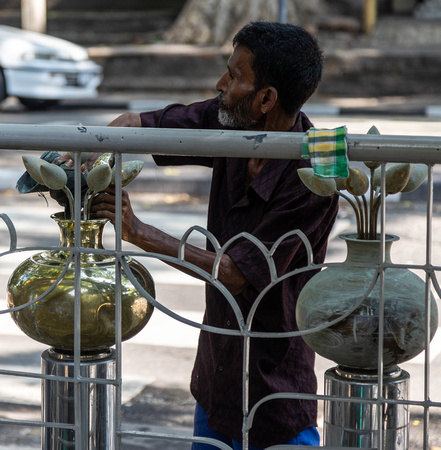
[298,126,428,240]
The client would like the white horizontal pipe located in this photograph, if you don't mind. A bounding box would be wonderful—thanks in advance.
[0,124,440,164]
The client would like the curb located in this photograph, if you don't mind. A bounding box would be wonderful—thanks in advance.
[303,103,441,118]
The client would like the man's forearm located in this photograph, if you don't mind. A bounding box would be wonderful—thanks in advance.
[129,222,248,295]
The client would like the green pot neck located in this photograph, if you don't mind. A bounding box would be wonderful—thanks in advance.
[340,232,399,264]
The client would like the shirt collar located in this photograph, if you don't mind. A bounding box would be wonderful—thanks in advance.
[248,112,312,202]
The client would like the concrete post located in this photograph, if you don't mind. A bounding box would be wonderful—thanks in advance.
[363,0,377,35]
[278,0,288,23]
[21,0,47,33]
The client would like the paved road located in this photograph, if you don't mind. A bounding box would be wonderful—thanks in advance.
[0,100,441,448]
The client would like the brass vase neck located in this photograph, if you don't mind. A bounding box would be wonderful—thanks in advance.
[51,213,109,249]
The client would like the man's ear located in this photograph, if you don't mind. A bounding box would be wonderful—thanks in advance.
[259,86,278,114]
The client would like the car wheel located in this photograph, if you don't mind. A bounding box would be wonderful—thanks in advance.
[0,68,7,102]
[18,98,60,110]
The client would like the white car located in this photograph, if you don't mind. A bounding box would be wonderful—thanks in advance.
[0,25,102,109]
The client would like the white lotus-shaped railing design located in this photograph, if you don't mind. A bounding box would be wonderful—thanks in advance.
[1,150,440,448]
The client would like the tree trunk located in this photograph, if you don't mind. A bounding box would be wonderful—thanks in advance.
[164,0,328,46]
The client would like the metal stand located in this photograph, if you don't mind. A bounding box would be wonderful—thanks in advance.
[324,365,410,449]
[41,348,116,450]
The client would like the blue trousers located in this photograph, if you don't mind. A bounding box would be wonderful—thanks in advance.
[191,403,320,449]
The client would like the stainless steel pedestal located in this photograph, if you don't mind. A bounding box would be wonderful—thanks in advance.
[41,348,116,450]
[324,365,410,449]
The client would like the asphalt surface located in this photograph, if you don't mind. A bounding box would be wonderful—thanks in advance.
[0,100,441,449]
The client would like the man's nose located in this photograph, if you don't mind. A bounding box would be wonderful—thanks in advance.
[216,71,228,93]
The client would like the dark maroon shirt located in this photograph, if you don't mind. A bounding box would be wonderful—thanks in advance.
[140,97,339,447]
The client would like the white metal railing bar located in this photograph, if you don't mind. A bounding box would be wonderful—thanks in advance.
[72,150,83,448]
[114,152,124,450]
[376,163,387,448]
[423,164,434,449]
[0,124,441,163]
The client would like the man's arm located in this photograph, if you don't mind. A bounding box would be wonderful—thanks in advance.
[91,188,249,296]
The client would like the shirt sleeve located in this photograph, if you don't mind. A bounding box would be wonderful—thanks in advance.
[140,97,222,129]
[226,162,339,294]
[140,97,221,168]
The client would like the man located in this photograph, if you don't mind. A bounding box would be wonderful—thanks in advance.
[91,21,339,449]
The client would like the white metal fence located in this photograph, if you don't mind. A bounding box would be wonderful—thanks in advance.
[0,124,440,449]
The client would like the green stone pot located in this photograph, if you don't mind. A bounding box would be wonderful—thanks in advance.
[296,233,438,369]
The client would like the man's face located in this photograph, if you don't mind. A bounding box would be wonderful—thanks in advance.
[218,90,258,129]
[216,45,265,130]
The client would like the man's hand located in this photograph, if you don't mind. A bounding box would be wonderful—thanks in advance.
[90,187,249,295]
[53,152,103,172]
[108,112,142,127]
[90,187,141,242]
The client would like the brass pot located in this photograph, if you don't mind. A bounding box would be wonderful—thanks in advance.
[7,213,155,353]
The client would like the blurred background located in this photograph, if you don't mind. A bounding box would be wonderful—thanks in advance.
[0,2,441,449]
[2,0,441,103]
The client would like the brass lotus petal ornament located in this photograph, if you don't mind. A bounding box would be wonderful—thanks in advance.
[110,160,145,187]
[297,168,337,197]
[335,177,347,191]
[363,161,381,170]
[373,163,411,194]
[22,155,52,185]
[363,126,381,171]
[39,163,75,219]
[69,152,90,164]
[92,152,114,169]
[345,168,369,196]
[401,164,428,193]
[83,164,113,220]
[40,164,68,191]
[87,164,112,192]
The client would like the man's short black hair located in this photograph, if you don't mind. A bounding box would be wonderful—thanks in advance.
[233,21,323,115]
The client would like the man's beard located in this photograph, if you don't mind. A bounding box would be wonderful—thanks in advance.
[217,93,265,130]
